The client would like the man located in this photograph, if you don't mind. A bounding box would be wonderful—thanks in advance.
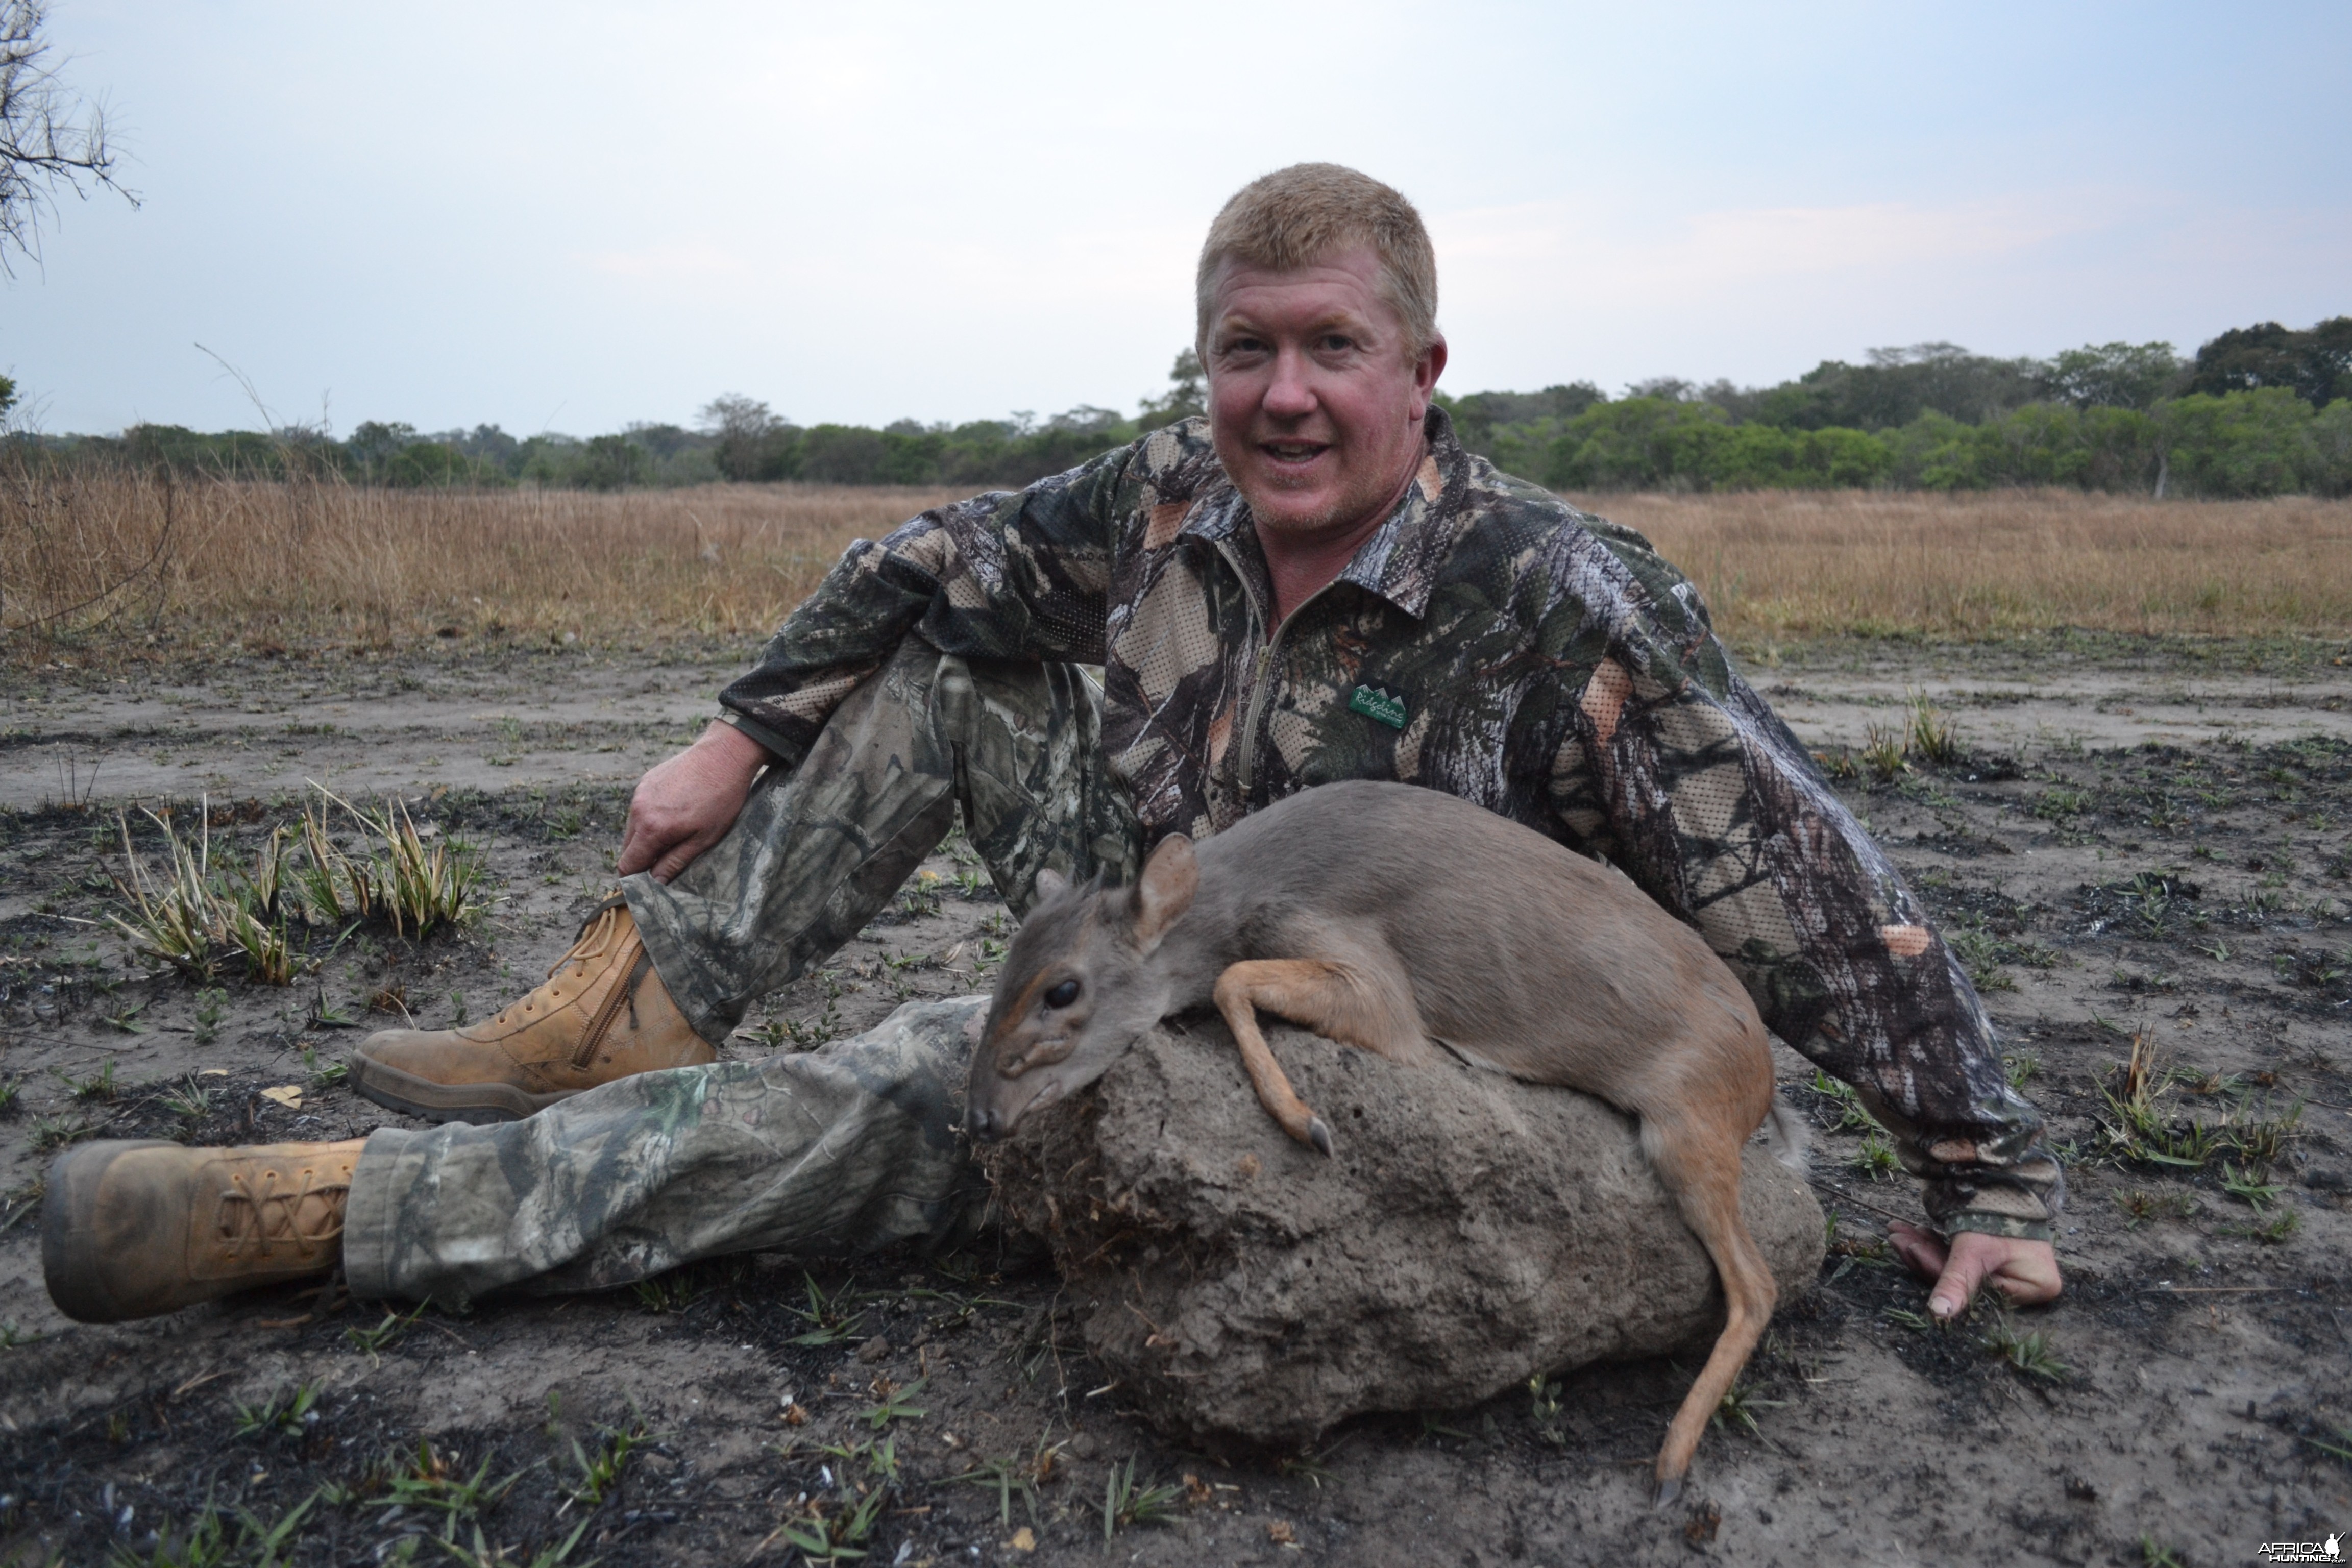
[43,164,2060,1327]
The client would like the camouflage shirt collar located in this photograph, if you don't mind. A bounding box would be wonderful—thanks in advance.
[1175,404,1467,621]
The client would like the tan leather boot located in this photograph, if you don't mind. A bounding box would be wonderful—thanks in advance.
[43,1138,364,1323]
[351,897,715,1123]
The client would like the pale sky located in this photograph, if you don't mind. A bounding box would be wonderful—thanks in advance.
[6,1,2347,437]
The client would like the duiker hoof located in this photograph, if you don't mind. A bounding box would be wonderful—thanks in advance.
[1651,1474,1683,1509]
[1307,1117,1333,1157]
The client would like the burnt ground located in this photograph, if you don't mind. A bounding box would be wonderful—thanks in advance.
[1,633,2348,1567]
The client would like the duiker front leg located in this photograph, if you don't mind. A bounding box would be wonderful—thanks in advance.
[1209,959,1432,1156]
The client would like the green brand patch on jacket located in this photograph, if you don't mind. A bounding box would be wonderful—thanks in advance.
[1348,683,1408,729]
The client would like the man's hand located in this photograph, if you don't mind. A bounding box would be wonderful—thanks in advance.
[1888,1219,2063,1319]
[617,721,770,883]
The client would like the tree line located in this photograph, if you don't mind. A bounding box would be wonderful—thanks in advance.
[9,320,2349,498]
[1443,322,2349,498]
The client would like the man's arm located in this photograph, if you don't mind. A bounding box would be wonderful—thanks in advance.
[620,445,1137,879]
[1548,523,2062,1312]
[715,450,1133,770]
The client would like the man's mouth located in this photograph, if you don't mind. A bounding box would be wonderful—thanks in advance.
[1259,440,1329,465]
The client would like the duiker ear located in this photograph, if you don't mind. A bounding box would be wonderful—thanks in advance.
[1035,868,1069,902]
[1132,834,1197,952]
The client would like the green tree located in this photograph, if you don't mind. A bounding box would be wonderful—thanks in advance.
[2161,388,2318,497]
[1751,345,2044,430]
[699,393,796,482]
[576,433,647,491]
[2041,342,2183,409]
[1137,350,1205,427]
[2185,317,2352,409]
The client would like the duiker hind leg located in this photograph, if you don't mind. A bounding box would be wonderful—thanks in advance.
[1633,1100,1780,1506]
[1209,958,1432,1156]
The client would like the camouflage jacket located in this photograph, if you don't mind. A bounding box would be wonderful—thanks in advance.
[719,407,2061,1241]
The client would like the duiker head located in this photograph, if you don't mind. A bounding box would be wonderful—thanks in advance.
[964,835,1198,1141]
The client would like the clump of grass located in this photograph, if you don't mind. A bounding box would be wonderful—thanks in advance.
[2220,1161,2284,1211]
[564,1419,648,1507]
[1101,1456,1181,1544]
[1860,722,1909,782]
[30,1113,96,1150]
[345,1303,424,1364]
[950,1436,1066,1527]
[1711,1378,1788,1444]
[1979,1312,2071,1384]
[232,1382,320,1440]
[1808,1069,1878,1133]
[857,1376,927,1431]
[779,1486,889,1565]
[367,1438,523,1531]
[2116,1189,2197,1229]
[157,1074,216,1120]
[2096,1030,2306,1179]
[1906,693,1966,766]
[1946,924,2016,991]
[2032,787,2091,821]
[1848,1129,1900,1181]
[113,1490,320,1568]
[1528,1373,1566,1447]
[110,805,225,978]
[60,1060,117,1101]
[111,786,486,986]
[785,1272,868,1347]
[192,986,228,1043]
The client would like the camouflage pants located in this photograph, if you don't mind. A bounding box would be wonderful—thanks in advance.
[340,639,1138,1304]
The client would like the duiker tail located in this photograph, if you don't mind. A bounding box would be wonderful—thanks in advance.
[1764,1096,1809,1174]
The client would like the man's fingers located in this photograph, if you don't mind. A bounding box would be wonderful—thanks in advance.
[1987,1239,2065,1306]
[649,830,716,885]
[1885,1220,1946,1282]
[1929,1245,1993,1319]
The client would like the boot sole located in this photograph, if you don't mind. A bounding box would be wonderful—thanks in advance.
[351,1058,575,1124]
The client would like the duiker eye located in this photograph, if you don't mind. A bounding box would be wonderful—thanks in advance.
[1044,979,1081,1009]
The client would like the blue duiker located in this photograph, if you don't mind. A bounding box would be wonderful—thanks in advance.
[966,778,1804,1504]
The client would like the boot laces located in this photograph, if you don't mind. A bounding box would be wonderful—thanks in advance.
[547,898,629,982]
[215,1165,349,1256]
[482,899,629,1028]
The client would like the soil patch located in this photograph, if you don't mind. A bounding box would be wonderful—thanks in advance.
[2,640,2348,1566]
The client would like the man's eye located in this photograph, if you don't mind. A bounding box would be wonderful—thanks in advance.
[1044,979,1081,1009]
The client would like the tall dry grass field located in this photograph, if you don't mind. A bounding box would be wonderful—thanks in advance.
[1583,488,2352,641]
[0,470,966,656]
[5,470,2348,661]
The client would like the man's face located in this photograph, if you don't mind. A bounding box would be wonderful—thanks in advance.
[1203,246,1447,549]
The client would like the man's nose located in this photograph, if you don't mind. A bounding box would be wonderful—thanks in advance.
[1262,349,1317,418]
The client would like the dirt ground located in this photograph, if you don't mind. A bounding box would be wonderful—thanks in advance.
[2,632,2348,1568]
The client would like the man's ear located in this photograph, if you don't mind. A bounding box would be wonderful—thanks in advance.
[1035,868,1069,902]
[1132,835,1197,952]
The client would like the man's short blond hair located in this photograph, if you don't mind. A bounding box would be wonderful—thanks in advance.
[1195,163,1439,360]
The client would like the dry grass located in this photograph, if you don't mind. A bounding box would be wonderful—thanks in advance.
[1582,487,2352,641]
[5,469,2349,662]
[0,467,963,657]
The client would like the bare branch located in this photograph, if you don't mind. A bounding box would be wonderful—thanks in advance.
[0,0,140,273]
